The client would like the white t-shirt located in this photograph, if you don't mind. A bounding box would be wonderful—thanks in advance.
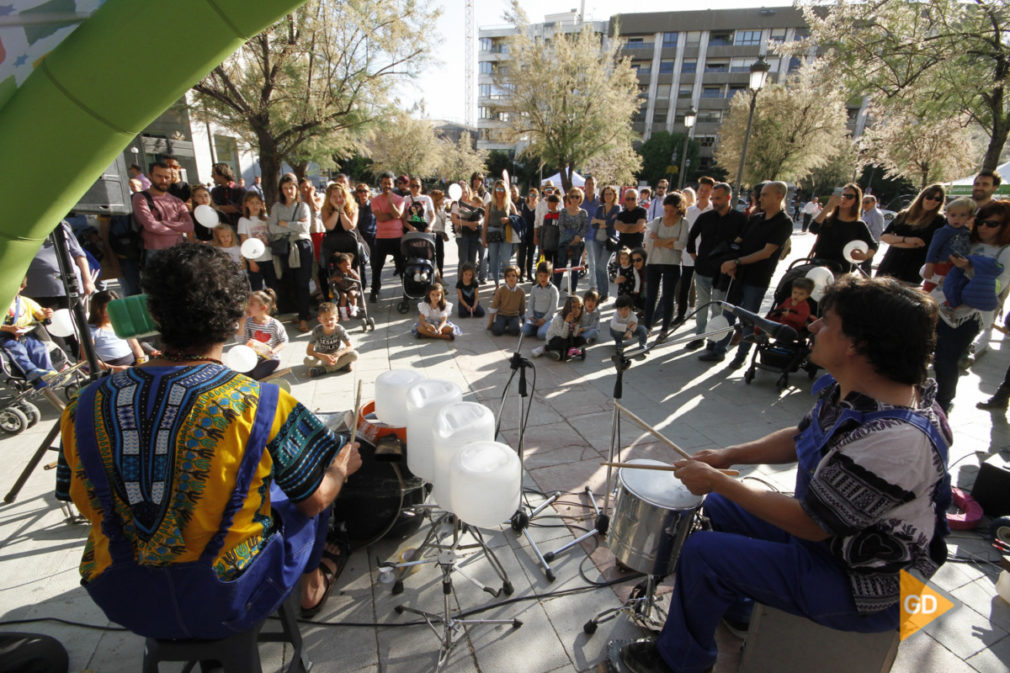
[418,301,453,323]
[404,194,436,231]
[218,244,242,266]
[610,311,638,333]
[237,216,273,262]
[683,202,713,268]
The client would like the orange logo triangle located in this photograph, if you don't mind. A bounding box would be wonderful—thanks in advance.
[899,570,957,640]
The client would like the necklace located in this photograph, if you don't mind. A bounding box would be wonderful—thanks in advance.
[160,352,223,365]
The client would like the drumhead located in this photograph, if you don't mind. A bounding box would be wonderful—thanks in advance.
[619,459,704,510]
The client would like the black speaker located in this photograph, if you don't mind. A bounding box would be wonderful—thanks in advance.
[74,153,132,216]
[971,450,1010,517]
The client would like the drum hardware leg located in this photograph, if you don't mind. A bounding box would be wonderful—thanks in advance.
[508,490,562,582]
[545,486,608,562]
[393,549,523,672]
[389,510,455,594]
[583,574,668,637]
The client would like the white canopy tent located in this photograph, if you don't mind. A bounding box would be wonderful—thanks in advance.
[541,171,585,188]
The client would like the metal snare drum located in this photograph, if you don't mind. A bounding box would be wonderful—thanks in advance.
[607,459,704,577]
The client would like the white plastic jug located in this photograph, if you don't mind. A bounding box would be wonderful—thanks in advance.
[374,370,425,427]
[405,379,463,481]
[450,440,521,529]
[430,403,495,510]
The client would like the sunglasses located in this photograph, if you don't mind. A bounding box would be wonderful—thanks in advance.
[632,257,644,262]
[923,195,942,201]
[625,197,638,201]
[356,189,368,193]
[980,219,1003,228]
[840,193,857,200]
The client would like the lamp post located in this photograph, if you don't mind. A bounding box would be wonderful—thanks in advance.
[732,56,770,210]
[678,107,696,189]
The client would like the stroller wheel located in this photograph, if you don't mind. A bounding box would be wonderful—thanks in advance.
[63,380,81,403]
[0,406,29,435]
[367,317,376,331]
[396,300,410,314]
[16,401,41,427]
[744,368,755,384]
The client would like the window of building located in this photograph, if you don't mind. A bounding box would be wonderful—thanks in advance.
[697,136,716,148]
[498,111,511,123]
[701,86,722,98]
[698,157,713,171]
[479,84,491,98]
[788,56,802,73]
[663,32,678,48]
[479,107,492,120]
[697,110,722,123]
[705,60,729,73]
[679,86,692,98]
[478,128,492,141]
[681,59,697,74]
[685,31,702,46]
[769,28,788,43]
[480,37,492,52]
[653,110,667,124]
[633,61,651,76]
[793,28,810,41]
[659,60,675,74]
[734,30,762,46]
[656,84,671,100]
[709,31,733,46]
[626,36,651,50]
[728,84,746,98]
[479,61,493,75]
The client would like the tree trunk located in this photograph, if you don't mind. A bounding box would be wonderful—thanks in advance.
[561,162,574,193]
[984,116,1009,173]
[257,131,283,207]
[291,161,309,181]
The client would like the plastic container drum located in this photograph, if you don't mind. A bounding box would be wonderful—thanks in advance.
[450,440,521,529]
[430,402,495,510]
[607,458,704,577]
[404,379,462,481]
[374,370,425,427]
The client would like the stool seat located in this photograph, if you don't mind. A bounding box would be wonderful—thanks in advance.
[142,590,311,673]
[739,603,899,673]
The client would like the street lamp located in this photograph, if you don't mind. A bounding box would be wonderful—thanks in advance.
[678,107,696,189]
[733,56,771,209]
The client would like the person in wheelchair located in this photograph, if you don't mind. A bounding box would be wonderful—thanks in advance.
[2,277,58,387]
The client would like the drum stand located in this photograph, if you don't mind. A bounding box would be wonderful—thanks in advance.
[584,573,668,635]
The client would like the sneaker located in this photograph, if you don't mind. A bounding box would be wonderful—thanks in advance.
[684,339,705,351]
[655,330,670,344]
[672,315,686,327]
[369,292,377,303]
[532,346,545,357]
[567,347,581,358]
[722,616,751,639]
[728,357,746,371]
[635,351,647,361]
[698,351,725,363]
[548,350,562,361]
[307,366,327,378]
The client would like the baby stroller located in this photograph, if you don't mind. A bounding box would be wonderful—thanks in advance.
[741,259,827,391]
[327,256,376,333]
[396,231,438,314]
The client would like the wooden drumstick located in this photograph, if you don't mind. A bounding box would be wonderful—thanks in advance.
[601,461,739,477]
[345,379,363,483]
[613,401,738,475]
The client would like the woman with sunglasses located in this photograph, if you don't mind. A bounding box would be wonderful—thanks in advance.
[933,201,1010,412]
[810,183,877,273]
[483,179,519,288]
[875,185,947,284]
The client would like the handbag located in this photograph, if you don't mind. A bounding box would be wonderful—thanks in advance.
[269,236,290,257]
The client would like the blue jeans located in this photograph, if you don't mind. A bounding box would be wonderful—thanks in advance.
[934,316,981,411]
[713,283,765,357]
[694,273,727,337]
[522,311,550,340]
[0,334,54,381]
[585,239,612,295]
[456,235,481,278]
[492,313,521,336]
[553,241,584,294]
[656,494,896,673]
[487,241,515,285]
[610,325,647,349]
[644,263,681,332]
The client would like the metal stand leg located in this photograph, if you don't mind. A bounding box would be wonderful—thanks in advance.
[543,486,609,563]
[582,574,667,636]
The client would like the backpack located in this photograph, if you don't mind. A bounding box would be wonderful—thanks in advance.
[110,192,154,261]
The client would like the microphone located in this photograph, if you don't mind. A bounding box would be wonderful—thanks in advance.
[719,302,798,342]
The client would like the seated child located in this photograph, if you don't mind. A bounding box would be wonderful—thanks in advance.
[329,252,361,319]
[242,288,287,380]
[415,282,461,340]
[87,290,152,372]
[487,265,526,336]
[1,277,57,386]
[304,302,358,377]
[522,261,560,340]
[616,247,646,315]
[610,294,648,355]
[766,277,815,335]
[456,262,485,318]
[580,289,601,344]
[533,295,586,361]
[923,197,974,292]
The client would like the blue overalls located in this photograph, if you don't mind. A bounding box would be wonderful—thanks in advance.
[656,376,951,673]
[71,380,325,640]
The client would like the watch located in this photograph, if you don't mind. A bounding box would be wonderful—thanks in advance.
[734,258,742,266]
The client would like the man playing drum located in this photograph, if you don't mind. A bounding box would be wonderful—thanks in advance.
[620,275,952,673]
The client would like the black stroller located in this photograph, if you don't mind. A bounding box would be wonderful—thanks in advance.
[396,231,438,314]
[741,258,829,390]
[327,250,376,333]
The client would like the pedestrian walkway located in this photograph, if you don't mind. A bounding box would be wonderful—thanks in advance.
[0,232,1007,672]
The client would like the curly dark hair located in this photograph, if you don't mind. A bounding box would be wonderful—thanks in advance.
[141,243,249,351]
[819,275,938,385]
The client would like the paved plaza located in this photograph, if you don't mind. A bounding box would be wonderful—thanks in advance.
[1,230,1009,672]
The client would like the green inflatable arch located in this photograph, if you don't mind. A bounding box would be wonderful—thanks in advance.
[0,0,306,305]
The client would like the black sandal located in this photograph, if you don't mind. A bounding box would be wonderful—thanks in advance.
[301,540,351,618]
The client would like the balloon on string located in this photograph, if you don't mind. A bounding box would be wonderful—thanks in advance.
[194,204,220,229]
[842,240,869,264]
[447,183,463,202]
[47,308,75,338]
[706,315,733,339]
[225,345,258,373]
[805,266,835,302]
[240,238,266,260]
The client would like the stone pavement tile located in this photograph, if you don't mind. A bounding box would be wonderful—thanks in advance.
[964,632,1010,673]
[542,385,613,419]
[529,458,611,500]
[468,598,572,673]
[952,576,1010,632]
[921,595,1008,660]
[540,586,646,672]
[82,629,146,672]
[930,556,991,593]
[501,424,602,470]
[890,632,979,673]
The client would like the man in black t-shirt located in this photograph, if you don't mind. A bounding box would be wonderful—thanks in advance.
[616,188,648,249]
[699,181,793,368]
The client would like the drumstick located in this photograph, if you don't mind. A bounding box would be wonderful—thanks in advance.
[344,379,363,483]
[614,401,693,461]
[601,461,739,477]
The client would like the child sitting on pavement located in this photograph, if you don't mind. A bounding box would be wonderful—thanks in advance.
[610,294,648,357]
[487,265,526,336]
[304,302,358,378]
[523,261,560,340]
[534,295,586,361]
[456,262,485,318]
[415,282,461,340]
[580,289,602,344]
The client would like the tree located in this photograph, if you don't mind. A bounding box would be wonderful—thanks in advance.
[584,140,641,187]
[715,62,850,188]
[363,112,443,178]
[859,104,977,190]
[800,141,863,200]
[191,0,438,204]
[636,131,699,188]
[797,0,1010,171]
[495,3,641,192]
[438,132,488,182]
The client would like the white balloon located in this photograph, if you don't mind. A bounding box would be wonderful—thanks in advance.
[240,238,266,260]
[706,315,733,338]
[194,204,220,229]
[805,266,835,302]
[447,183,463,201]
[842,239,869,264]
[225,345,258,373]
[47,308,75,338]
